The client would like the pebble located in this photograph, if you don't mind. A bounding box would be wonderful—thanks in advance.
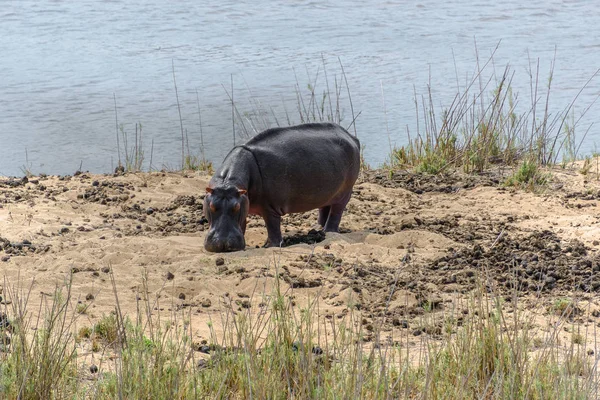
[199,345,210,354]
[217,266,228,274]
[166,271,175,280]
[0,314,11,329]
[393,318,409,328]
[238,300,251,309]
[90,364,98,374]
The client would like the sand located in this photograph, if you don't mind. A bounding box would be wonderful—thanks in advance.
[1,161,600,366]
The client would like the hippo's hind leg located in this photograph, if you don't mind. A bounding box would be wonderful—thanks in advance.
[262,212,283,248]
[323,191,352,233]
[318,206,331,227]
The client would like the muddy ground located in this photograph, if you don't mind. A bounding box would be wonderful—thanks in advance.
[1,161,600,367]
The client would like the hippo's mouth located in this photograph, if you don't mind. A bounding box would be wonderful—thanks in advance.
[204,227,246,253]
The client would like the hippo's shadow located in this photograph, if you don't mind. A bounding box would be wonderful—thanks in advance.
[281,229,327,247]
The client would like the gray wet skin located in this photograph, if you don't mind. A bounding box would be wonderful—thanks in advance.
[203,122,361,252]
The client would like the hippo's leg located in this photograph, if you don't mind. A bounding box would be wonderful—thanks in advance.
[262,213,283,247]
[323,192,352,233]
[318,206,331,227]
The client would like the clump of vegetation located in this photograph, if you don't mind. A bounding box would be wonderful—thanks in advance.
[0,281,80,398]
[385,46,598,177]
[93,313,119,345]
[505,158,549,190]
[0,266,594,398]
[579,156,593,175]
[183,154,213,173]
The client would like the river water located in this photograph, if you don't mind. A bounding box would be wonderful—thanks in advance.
[2,0,600,176]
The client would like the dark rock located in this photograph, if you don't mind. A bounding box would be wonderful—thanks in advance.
[199,345,210,354]
[393,318,409,328]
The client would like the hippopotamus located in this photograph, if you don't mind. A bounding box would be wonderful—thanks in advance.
[204,122,360,252]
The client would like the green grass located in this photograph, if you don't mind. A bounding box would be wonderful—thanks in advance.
[184,154,214,174]
[505,158,549,190]
[0,267,594,399]
[384,47,598,179]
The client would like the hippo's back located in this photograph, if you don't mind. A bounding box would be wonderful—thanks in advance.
[244,123,360,213]
[246,122,358,151]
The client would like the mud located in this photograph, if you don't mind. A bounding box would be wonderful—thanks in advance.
[361,169,501,193]
[431,230,600,293]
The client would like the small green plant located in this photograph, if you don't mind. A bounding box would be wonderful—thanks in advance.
[78,326,92,339]
[550,298,581,319]
[505,159,549,189]
[93,313,118,345]
[579,157,592,175]
[183,154,213,173]
[76,303,88,315]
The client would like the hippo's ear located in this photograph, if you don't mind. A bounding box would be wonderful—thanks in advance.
[238,189,247,196]
[206,187,213,194]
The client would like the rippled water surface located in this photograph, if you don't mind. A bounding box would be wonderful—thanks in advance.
[1,0,600,175]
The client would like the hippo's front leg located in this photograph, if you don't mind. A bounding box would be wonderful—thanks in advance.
[262,213,283,248]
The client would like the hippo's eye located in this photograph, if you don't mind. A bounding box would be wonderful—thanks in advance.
[233,203,240,213]
[210,202,217,213]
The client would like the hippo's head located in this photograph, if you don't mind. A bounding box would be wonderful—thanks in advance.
[203,185,249,252]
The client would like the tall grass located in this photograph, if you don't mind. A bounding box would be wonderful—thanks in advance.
[386,45,600,176]
[224,56,358,142]
[0,262,595,398]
